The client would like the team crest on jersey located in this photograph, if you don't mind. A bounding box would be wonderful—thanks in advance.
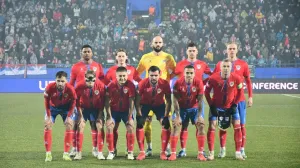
[93,67,97,71]
[123,88,128,94]
[127,70,131,74]
[192,87,197,92]
[157,88,162,94]
[64,93,68,97]
[219,116,223,121]
[197,65,201,69]
[225,117,230,121]
[94,90,99,95]
[236,65,241,70]
[229,82,234,87]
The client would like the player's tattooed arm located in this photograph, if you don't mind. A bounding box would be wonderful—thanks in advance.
[197,94,203,115]
[128,97,135,120]
[104,88,112,119]
[173,90,180,116]
[135,86,142,116]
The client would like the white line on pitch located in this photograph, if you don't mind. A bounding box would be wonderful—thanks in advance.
[282,94,300,99]
[247,124,300,128]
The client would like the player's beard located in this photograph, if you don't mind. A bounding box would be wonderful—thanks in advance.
[153,46,163,53]
[150,79,157,85]
[57,85,64,91]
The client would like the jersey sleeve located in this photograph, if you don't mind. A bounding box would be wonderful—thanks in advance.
[137,80,145,95]
[243,63,253,98]
[174,62,182,77]
[172,81,180,97]
[204,63,212,75]
[133,68,142,82]
[69,65,77,86]
[213,62,221,73]
[204,77,213,105]
[44,85,51,116]
[164,80,172,95]
[136,55,146,75]
[98,63,104,80]
[99,83,106,111]
[166,54,176,77]
[103,69,111,85]
[128,82,136,98]
[197,80,204,95]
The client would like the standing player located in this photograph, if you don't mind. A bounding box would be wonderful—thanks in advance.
[169,65,206,161]
[205,59,244,161]
[44,71,77,162]
[213,42,253,158]
[135,66,172,160]
[136,36,176,156]
[69,44,104,157]
[105,66,136,160]
[103,48,142,85]
[74,70,106,160]
[174,42,211,157]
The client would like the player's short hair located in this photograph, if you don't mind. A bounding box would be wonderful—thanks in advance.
[116,48,128,64]
[187,42,197,49]
[56,71,67,78]
[226,42,239,49]
[81,44,93,51]
[116,66,127,73]
[222,58,231,63]
[85,70,96,77]
[184,64,195,70]
[148,66,161,73]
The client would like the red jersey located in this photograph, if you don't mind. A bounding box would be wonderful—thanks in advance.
[213,59,253,101]
[103,65,142,85]
[107,80,136,112]
[75,80,106,110]
[205,72,243,108]
[44,82,77,117]
[175,59,211,81]
[173,77,204,108]
[138,78,171,106]
[70,61,104,86]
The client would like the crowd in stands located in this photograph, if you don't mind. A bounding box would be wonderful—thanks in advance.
[0,0,299,68]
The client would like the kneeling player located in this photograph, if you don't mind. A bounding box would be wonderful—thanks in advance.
[205,59,244,161]
[74,70,106,160]
[170,65,206,161]
[43,71,77,162]
[105,67,136,160]
[135,66,172,160]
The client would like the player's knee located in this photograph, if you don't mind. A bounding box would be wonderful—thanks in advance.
[232,119,240,126]
[78,122,86,132]
[208,121,216,130]
[196,123,205,134]
[126,124,134,133]
[44,123,52,130]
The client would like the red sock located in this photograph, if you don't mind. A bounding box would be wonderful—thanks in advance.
[234,124,242,152]
[64,130,73,152]
[197,134,206,153]
[72,131,77,149]
[207,128,215,151]
[106,133,114,152]
[113,130,118,149]
[219,130,227,148]
[241,124,246,148]
[136,128,145,151]
[170,135,178,153]
[91,130,97,148]
[180,128,188,149]
[126,132,135,152]
[161,129,171,152]
[77,132,84,152]
[97,131,104,152]
[44,130,52,152]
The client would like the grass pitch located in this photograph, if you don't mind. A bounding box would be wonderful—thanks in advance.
[0,94,299,168]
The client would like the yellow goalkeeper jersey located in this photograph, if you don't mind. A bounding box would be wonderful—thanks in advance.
[136,51,176,82]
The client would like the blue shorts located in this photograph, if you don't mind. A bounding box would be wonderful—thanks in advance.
[82,108,98,122]
[237,101,246,124]
[172,107,204,125]
[112,111,133,124]
[45,106,77,123]
[209,107,240,121]
[141,104,165,121]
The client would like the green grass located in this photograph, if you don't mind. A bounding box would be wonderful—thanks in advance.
[0,94,300,168]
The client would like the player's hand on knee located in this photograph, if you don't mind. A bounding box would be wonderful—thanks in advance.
[65,116,73,129]
[96,119,103,130]
[210,105,218,116]
[44,116,53,129]
[106,118,114,128]
[172,115,181,127]
[126,118,134,131]
[195,116,204,127]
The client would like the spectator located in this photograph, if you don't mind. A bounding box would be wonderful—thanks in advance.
[268,54,278,67]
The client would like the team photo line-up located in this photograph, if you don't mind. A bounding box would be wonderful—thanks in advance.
[43,36,253,162]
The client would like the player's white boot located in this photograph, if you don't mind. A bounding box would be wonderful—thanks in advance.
[241,148,247,158]
[218,147,226,158]
[165,143,171,156]
[97,152,105,160]
[45,152,52,162]
[106,152,115,160]
[74,152,82,160]
[127,152,134,160]
[235,151,245,160]
[92,147,98,157]
[63,152,72,161]
[69,147,77,157]
[207,151,215,161]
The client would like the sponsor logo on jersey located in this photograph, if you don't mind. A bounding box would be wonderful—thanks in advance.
[93,67,97,71]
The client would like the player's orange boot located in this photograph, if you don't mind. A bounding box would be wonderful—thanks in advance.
[160,152,168,160]
[197,153,207,161]
[136,151,146,160]
[168,153,176,161]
